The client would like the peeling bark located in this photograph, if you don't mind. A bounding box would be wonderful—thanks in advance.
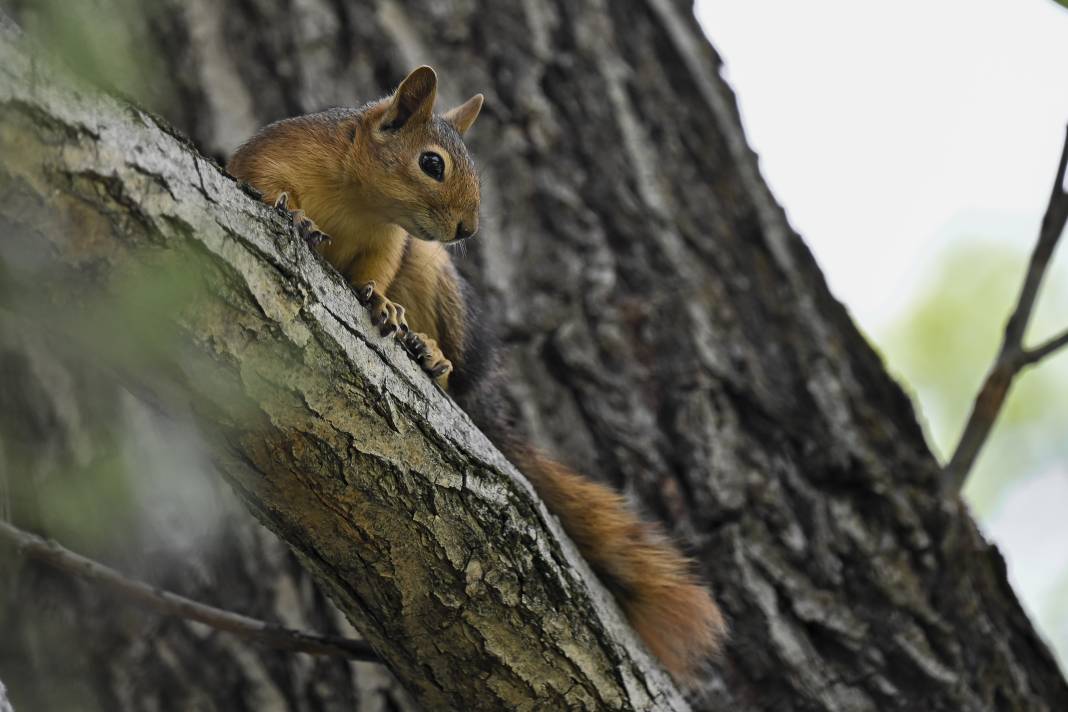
[1,1,1066,711]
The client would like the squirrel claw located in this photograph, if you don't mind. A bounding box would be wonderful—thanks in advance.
[297,219,330,247]
[406,332,452,385]
[352,286,443,384]
[293,216,330,248]
[401,331,429,358]
[272,192,331,248]
[356,281,376,305]
[361,286,409,339]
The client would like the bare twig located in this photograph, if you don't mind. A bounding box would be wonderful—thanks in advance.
[1021,327,1068,367]
[0,519,381,662]
[943,125,1068,493]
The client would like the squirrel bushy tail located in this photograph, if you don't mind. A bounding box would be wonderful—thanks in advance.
[507,446,727,679]
[453,315,727,680]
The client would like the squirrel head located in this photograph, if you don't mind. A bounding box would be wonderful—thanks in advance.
[349,66,483,243]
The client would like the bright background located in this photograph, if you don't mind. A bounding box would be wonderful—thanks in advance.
[695,0,1068,670]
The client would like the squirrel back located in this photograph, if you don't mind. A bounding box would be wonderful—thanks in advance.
[228,66,727,681]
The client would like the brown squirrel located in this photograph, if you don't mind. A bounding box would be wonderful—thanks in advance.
[228,66,726,680]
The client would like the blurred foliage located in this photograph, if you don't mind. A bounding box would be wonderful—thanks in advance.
[8,0,165,107]
[0,246,206,553]
[27,444,136,551]
[881,238,1068,513]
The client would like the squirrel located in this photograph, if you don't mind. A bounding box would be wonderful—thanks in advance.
[227,66,727,681]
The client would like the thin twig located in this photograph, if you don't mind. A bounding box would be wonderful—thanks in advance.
[943,124,1068,493]
[1021,327,1068,367]
[0,519,381,663]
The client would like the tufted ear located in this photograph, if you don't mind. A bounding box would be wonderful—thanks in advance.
[443,93,484,136]
[381,66,437,130]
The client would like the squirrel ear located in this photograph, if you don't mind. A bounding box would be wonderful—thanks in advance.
[443,93,484,137]
[382,66,437,130]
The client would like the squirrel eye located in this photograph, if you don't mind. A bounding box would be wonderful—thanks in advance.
[419,152,445,181]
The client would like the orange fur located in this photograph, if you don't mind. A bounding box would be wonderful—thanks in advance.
[511,448,727,679]
[228,66,727,681]
[227,67,479,347]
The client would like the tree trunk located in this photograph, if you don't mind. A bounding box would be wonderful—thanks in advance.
[1,1,1066,711]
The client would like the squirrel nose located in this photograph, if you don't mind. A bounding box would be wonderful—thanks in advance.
[454,221,476,241]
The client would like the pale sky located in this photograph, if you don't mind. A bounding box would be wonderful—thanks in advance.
[695,0,1068,333]
[693,0,1068,669]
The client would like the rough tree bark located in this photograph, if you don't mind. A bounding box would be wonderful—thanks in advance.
[0,21,685,712]
[1,1,1066,711]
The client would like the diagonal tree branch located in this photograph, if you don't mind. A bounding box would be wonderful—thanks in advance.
[0,23,685,712]
[0,520,380,662]
[943,124,1068,493]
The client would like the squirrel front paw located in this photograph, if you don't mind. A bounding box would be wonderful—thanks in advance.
[400,330,453,385]
[356,281,409,338]
[354,282,451,386]
[274,192,330,248]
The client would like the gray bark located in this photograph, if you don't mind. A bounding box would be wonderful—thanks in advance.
[0,314,409,712]
[2,0,1067,711]
[0,20,683,712]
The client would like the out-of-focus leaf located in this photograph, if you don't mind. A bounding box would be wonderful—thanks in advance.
[13,0,165,106]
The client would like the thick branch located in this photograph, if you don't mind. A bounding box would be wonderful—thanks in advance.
[0,25,684,712]
[0,520,379,662]
[943,125,1068,493]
